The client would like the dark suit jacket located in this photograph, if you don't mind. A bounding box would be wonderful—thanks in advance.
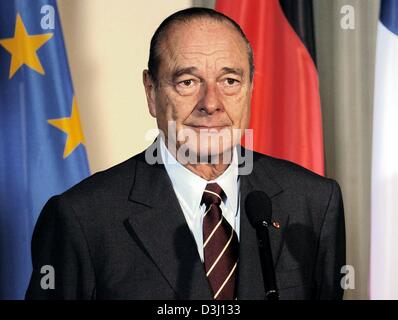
[26,145,345,300]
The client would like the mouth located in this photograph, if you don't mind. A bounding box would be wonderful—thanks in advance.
[185,125,230,131]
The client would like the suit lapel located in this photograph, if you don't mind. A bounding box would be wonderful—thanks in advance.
[237,149,289,299]
[126,154,212,299]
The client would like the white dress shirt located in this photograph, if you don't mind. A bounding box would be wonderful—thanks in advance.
[160,138,240,262]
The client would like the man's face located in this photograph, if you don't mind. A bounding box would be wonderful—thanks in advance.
[144,18,253,161]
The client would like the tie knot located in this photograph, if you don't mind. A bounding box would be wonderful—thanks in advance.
[201,183,225,207]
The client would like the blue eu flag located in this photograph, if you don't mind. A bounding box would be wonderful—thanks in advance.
[0,0,90,299]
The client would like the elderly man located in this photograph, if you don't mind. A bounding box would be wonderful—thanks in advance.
[26,7,345,300]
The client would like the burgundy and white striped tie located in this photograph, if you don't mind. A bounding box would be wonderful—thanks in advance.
[202,183,239,300]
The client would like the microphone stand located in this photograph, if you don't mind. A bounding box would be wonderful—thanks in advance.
[255,220,279,300]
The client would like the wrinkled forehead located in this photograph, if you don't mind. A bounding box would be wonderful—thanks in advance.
[158,18,249,70]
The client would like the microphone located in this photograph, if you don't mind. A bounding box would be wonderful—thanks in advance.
[245,191,279,300]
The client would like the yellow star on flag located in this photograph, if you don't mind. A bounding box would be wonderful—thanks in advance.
[48,97,86,159]
[0,14,53,78]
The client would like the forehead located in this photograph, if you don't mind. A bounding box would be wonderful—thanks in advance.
[160,18,249,68]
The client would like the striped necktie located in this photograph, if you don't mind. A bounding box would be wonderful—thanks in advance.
[201,183,239,300]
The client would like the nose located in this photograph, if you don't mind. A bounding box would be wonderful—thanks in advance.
[197,82,223,115]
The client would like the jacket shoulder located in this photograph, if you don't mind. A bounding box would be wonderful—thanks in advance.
[252,151,340,197]
[61,150,148,204]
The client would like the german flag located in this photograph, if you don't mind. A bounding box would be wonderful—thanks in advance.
[216,0,324,176]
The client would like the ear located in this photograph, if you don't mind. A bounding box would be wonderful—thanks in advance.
[143,70,157,118]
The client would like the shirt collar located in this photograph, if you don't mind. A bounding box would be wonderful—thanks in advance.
[160,137,239,217]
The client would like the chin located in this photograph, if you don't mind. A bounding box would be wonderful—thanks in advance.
[174,126,239,164]
[177,140,234,165]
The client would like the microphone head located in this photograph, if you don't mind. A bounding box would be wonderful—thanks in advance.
[245,191,272,228]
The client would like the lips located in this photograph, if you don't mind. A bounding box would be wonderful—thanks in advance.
[185,125,230,130]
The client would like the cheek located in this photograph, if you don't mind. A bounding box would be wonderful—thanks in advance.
[224,93,251,127]
[160,90,198,123]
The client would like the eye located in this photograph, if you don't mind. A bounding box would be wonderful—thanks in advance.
[175,78,200,95]
[225,78,239,86]
[179,79,194,87]
[219,77,241,95]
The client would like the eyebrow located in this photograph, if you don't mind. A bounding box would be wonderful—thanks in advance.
[171,66,245,82]
[220,67,244,78]
[172,67,199,82]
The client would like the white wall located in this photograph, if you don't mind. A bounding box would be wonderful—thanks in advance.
[58,0,192,173]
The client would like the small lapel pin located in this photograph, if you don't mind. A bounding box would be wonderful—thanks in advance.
[272,221,280,229]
